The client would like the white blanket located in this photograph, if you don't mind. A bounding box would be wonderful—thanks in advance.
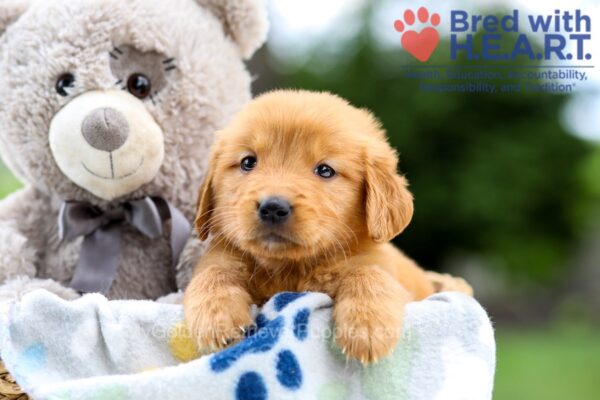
[0,290,495,400]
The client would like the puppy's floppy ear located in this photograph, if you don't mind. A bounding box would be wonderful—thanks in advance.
[195,0,268,59]
[194,147,218,241]
[0,0,29,36]
[365,140,414,243]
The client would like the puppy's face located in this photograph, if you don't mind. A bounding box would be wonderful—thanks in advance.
[197,91,414,263]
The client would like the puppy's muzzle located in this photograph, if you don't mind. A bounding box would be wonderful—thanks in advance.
[258,197,291,225]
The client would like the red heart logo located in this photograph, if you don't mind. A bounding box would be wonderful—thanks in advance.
[401,27,440,62]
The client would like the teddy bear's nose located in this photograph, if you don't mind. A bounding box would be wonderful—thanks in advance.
[81,108,130,152]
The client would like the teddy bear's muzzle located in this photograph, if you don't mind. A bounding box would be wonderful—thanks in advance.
[49,90,165,201]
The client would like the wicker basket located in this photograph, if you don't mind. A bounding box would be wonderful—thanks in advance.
[0,361,28,400]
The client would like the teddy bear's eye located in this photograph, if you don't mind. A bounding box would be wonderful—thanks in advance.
[127,73,152,99]
[55,73,75,97]
[315,164,336,179]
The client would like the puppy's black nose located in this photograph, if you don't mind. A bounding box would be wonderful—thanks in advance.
[258,197,291,225]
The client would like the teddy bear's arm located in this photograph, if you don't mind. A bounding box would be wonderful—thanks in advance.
[175,233,209,292]
[154,234,208,304]
[0,185,79,302]
[0,186,42,281]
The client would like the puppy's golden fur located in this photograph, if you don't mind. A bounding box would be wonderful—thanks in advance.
[184,90,472,363]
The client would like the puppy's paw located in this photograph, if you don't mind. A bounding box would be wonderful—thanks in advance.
[184,289,253,351]
[426,271,474,296]
[333,297,404,364]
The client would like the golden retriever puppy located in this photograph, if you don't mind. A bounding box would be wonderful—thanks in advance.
[184,90,472,363]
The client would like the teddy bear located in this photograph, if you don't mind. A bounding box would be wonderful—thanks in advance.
[0,0,268,301]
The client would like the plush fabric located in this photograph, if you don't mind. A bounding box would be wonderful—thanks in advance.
[0,290,495,400]
[0,0,268,300]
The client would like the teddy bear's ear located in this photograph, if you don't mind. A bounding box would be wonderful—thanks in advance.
[0,0,29,36]
[196,0,268,59]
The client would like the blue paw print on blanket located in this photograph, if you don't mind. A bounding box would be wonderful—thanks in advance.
[16,343,47,374]
[210,292,310,400]
[273,292,307,311]
[210,316,284,372]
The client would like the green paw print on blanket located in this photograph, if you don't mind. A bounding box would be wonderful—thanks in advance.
[320,323,421,400]
[318,381,351,400]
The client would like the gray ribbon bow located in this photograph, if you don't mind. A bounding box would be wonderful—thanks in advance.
[58,197,191,294]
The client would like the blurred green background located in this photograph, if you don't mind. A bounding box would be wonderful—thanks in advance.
[1,0,599,398]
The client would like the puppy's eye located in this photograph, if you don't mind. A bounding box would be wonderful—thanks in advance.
[241,156,257,172]
[55,73,75,97]
[315,164,336,179]
[127,73,152,99]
